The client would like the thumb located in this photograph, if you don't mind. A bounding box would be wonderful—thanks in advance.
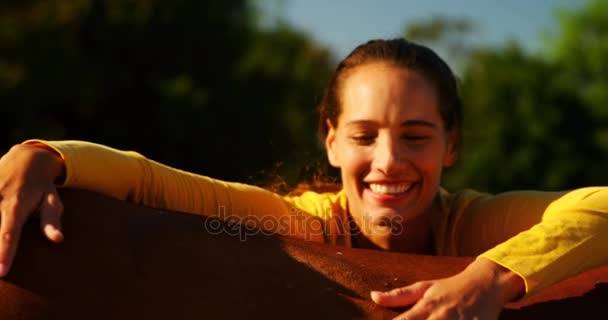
[39,190,64,243]
[371,281,433,307]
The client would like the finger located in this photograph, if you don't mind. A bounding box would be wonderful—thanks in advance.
[393,298,434,320]
[371,281,433,307]
[39,190,64,243]
[0,201,27,277]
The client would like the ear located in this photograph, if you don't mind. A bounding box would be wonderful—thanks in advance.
[325,120,341,168]
[443,130,459,168]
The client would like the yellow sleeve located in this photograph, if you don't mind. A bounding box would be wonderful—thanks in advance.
[448,189,564,256]
[22,139,334,242]
[461,187,608,296]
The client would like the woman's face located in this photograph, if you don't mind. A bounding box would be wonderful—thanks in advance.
[325,63,457,233]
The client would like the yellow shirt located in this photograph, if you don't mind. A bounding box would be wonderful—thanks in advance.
[26,139,608,297]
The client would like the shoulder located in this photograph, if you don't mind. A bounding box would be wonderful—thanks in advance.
[439,187,571,214]
[282,189,347,221]
[438,188,489,214]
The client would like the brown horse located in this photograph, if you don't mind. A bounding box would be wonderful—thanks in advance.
[1,189,606,319]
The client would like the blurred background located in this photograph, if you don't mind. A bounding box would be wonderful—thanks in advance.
[1,0,606,193]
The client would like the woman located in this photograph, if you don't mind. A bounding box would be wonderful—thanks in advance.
[1,39,607,320]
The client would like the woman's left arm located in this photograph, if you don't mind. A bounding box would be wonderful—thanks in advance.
[478,187,608,296]
[372,187,608,319]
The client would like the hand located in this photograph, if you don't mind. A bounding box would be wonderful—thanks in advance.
[0,143,66,277]
[371,258,525,320]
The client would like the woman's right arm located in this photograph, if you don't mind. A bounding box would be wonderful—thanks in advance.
[1,139,330,275]
[22,140,292,218]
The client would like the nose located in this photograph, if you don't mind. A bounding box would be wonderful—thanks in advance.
[372,135,408,175]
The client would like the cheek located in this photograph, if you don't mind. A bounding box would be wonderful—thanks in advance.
[410,146,446,180]
[342,149,371,174]
[338,146,371,185]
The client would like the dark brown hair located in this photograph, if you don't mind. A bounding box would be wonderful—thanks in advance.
[318,38,462,149]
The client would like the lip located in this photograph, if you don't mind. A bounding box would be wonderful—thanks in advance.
[363,179,414,184]
[363,182,418,204]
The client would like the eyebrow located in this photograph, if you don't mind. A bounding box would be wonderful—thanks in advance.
[345,119,438,129]
[400,119,438,129]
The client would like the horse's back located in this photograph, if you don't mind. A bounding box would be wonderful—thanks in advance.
[1,189,606,319]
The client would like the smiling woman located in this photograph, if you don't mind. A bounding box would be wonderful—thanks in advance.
[0,38,607,320]
[325,63,457,253]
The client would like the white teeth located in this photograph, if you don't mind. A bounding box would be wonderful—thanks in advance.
[368,183,413,194]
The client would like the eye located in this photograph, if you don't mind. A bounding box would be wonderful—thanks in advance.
[402,134,430,141]
[350,134,376,145]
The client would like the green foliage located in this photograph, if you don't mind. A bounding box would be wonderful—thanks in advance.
[550,0,608,118]
[437,0,608,192]
[0,0,333,188]
[3,0,607,194]
[404,15,478,72]
[443,46,603,192]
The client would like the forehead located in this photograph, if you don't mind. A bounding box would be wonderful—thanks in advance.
[338,63,441,127]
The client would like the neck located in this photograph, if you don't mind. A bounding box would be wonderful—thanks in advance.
[350,206,435,254]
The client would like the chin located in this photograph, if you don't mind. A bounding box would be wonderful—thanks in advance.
[361,208,406,231]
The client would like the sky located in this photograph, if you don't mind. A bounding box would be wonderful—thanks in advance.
[260,0,584,60]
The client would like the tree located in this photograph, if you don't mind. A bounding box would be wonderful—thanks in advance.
[444,46,599,192]
[404,3,608,193]
[549,0,608,116]
[404,15,478,73]
[548,0,608,157]
[0,0,334,189]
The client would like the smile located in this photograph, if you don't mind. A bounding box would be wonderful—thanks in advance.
[368,183,413,195]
